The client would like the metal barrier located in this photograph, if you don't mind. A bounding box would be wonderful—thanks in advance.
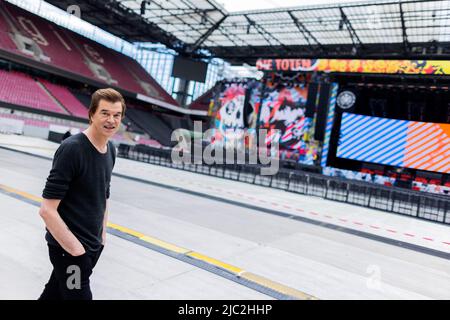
[118,144,450,225]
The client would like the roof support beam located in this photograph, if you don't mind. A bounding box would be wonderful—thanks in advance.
[45,0,447,64]
[188,15,227,53]
[288,11,325,52]
[399,2,410,55]
[152,8,218,19]
[244,15,289,52]
[339,7,363,52]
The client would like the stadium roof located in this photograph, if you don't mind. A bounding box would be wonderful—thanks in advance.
[45,0,450,64]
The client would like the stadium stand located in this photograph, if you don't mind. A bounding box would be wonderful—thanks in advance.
[0,63,171,146]
[0,69,67,114]
[40,79,88,118]
[69,31,145,93]
[0,1,178,107]
[180,117,193,131]
[187,86,214,112]
[120,53,178,105]
[122,116,146,134]
[1,1,94,76]
[69,90,91,108]
[126,108,174,146]
[0,0,195,149]
[159,113,185,131]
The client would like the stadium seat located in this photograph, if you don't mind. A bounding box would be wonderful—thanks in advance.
[429,179,441,185]
[0,1,179,106]
[0,69,66,114]
[414,177,428,184]
[39,79,88,118]
[3,3,95,77]
[126,108,174,146]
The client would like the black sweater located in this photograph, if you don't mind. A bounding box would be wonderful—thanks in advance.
[42,133,115,252]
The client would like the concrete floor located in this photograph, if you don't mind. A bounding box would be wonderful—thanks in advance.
[0,134,449,299]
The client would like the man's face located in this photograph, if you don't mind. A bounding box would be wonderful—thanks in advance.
[90,99,123,138]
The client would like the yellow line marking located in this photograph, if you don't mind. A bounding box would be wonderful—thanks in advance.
[187,251,243,274]
[0,143,56,151]
[2,183,317,300]
[0,184,43,203]
[107,222,146,239]
[240,272,318,300]
[139,235,190,254]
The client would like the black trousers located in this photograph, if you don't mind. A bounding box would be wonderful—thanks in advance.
[38,244,104,300]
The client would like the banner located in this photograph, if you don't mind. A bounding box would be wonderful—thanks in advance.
[212,81,260,149]
[213,83,245,147]
[256,59,450,75]
[337,113,450,173]
[320,83,339,167]
[258,83,319,165]
[247,80,262,129]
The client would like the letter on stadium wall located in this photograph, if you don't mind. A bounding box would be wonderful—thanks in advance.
[17,16,48,46]
[256,58,450,75]
[83,44,104,64]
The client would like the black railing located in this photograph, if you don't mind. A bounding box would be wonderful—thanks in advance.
[118,144,450,225]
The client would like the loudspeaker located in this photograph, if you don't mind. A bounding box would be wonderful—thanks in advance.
[314,83,331,141]
[305,83,319,117]
[370,98,387,117]
[48,131,64,144]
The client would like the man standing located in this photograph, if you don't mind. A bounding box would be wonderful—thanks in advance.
[38,88,125,300]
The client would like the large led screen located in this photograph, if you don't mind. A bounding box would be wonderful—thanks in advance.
[337,112,450,173]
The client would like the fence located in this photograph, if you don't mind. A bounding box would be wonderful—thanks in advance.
[118,144,450,225]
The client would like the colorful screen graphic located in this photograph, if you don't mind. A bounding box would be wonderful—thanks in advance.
[258,84,308,147]
[256,58,450,75]
[214,83,245,146]
[213,82,260,148]
[337,113,450,173]
[258,83,319,165]
[247,80,261,129]
[244,81,262,148]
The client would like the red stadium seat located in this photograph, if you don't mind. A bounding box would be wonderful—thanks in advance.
[39,79,88,118]
[399,174,412,182]
[120,54,178,105]
[3,3,95,77]
[429,179,441,185]
[0,69,67,114]
[0,2,178,106]
[414,177,428,184]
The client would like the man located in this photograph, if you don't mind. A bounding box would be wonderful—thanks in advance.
[38,88,125,300]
